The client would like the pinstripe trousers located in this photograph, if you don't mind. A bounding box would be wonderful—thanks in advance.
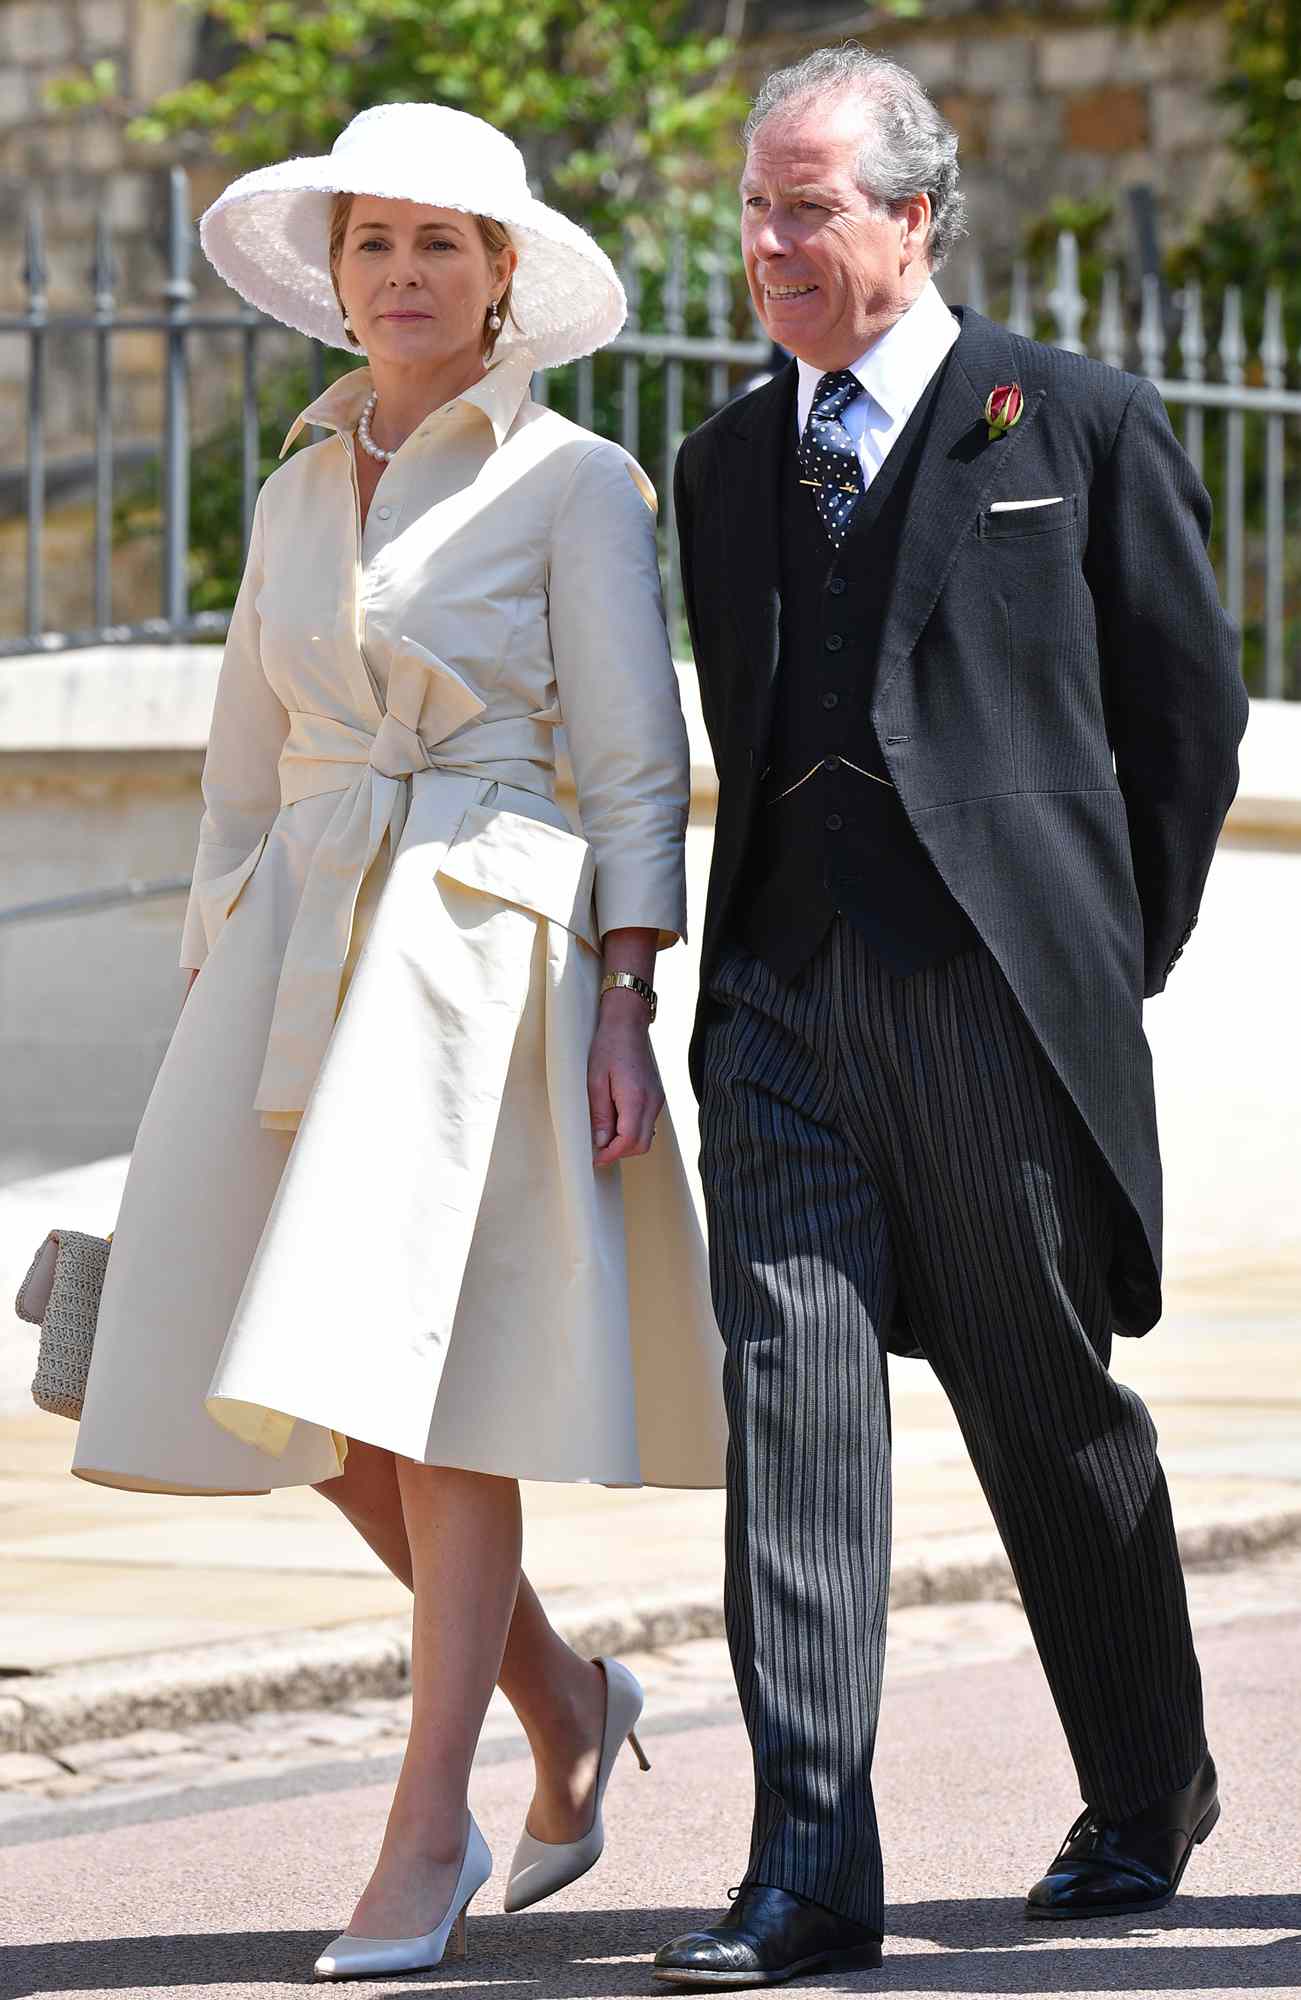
[699,922,1207,1933]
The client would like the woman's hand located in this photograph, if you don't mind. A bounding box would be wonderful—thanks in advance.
[588,927,663,1168]
[588,991,664,1166]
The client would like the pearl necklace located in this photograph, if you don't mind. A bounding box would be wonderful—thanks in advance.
[357,391,401,464]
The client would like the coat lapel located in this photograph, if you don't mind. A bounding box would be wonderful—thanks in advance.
[873,309,1045,710]
[716,364,795,724]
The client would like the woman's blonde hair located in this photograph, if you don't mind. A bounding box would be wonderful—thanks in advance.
[327,191,517,356]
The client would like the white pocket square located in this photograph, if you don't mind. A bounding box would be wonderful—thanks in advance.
[989,496,1064,513]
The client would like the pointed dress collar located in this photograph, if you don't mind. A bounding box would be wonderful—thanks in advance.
[278,352,535,458]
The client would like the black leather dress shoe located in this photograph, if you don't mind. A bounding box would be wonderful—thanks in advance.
[653,1884,882,1988]
[1026,1752,1220,1919]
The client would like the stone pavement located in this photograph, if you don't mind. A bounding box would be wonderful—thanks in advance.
[4,1547,1300,1828]
[3,1250,1299,1754]
[4,1570,1300,2000]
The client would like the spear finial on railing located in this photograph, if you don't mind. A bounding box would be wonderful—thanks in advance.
[1097,270,1125,371]
[665,232,687,338]
[1219,286,1246,629]
[23,201,48,314]
[1178,280,1206,381]
[663,234,688,644]
[1177,280,1206,475]
[162,167,194,631]
[1261,285,1286,698]
[1138,272,1164,380]
[91,213,116,316]
[91,214,117,630]
[621,241,642,328]
[23,201,48,638]
[1219,286,1245,386]
[162,164,195,305]
[1047,232,1085,354]
[707,247,731,411]
[706,256,730,338]
[1260,286,1286,391]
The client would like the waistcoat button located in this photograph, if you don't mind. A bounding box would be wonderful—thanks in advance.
[827,577,848,596]
[825,812,844,831]
[825,633,844,653]
[824,755,841,771]
[821,692,839,710]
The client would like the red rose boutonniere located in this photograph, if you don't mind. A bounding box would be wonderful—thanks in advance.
[984,382,1024,442]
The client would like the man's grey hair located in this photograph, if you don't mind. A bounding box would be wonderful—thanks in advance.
[744,44,967,270]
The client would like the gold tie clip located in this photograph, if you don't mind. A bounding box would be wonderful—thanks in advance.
[800,478,859,494]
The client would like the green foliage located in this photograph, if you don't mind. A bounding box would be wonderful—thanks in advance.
[67,0,752,622]
[45,58,118,110]
[1020,195,1116,268]
[1020,195,1116,344]
[53,0,748,261]
[1047,3,1301,692]
[1109,0,1301,308]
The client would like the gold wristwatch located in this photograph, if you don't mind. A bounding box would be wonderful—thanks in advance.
[600,970,658,1022]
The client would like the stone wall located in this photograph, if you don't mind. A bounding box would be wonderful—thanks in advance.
[0,1,213,427]
[0,0,1238,635]
[0,0,1238,340]
[741,0,1236,285]
[0,0,228,639]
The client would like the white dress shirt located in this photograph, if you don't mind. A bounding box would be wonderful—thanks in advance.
[795,279,960,488]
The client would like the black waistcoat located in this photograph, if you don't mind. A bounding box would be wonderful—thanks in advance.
[735,361,978,981]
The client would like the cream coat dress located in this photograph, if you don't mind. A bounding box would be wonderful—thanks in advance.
[72,355,726,1496]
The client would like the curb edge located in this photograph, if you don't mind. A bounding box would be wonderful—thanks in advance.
[4,1507,1298,1755]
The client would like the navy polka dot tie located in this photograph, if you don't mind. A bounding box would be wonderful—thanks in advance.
[799,369,865,547]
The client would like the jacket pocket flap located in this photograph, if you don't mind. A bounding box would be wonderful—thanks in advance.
[438,805,599,950]
[196,834,268,949]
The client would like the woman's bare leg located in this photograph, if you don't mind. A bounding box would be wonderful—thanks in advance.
[316,1440,414,1585]
[316,1443,607,1841]
[346,1461,519,1940]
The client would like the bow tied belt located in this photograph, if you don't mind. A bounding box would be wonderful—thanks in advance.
[223,643,565,1129]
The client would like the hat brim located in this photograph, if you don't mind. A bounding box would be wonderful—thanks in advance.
[199,157,626,371]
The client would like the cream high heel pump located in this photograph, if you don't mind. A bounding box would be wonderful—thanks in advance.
[504,1656,650,1913]
[313,1813,492,1979]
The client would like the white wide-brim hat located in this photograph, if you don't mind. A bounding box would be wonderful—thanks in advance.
[199,102,626,370]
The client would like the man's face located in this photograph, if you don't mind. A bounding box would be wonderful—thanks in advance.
[740,96,930,371]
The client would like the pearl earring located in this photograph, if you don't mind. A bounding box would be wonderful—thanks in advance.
[343,314,353,331]
[487,302,502,332]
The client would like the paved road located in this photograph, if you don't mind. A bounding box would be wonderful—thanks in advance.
[3,1558,1300,2000]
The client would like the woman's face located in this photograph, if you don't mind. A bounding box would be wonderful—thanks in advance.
[335,197,515,372]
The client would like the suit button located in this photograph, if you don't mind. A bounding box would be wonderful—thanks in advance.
[827,577,848,596]
[825,812,844,831]
[376,505,392,520]
[821,692,840,710]
[823,755,841,771]
[825,633,844,652]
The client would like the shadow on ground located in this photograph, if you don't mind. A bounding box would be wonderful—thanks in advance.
[3,1896,1300,1997]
